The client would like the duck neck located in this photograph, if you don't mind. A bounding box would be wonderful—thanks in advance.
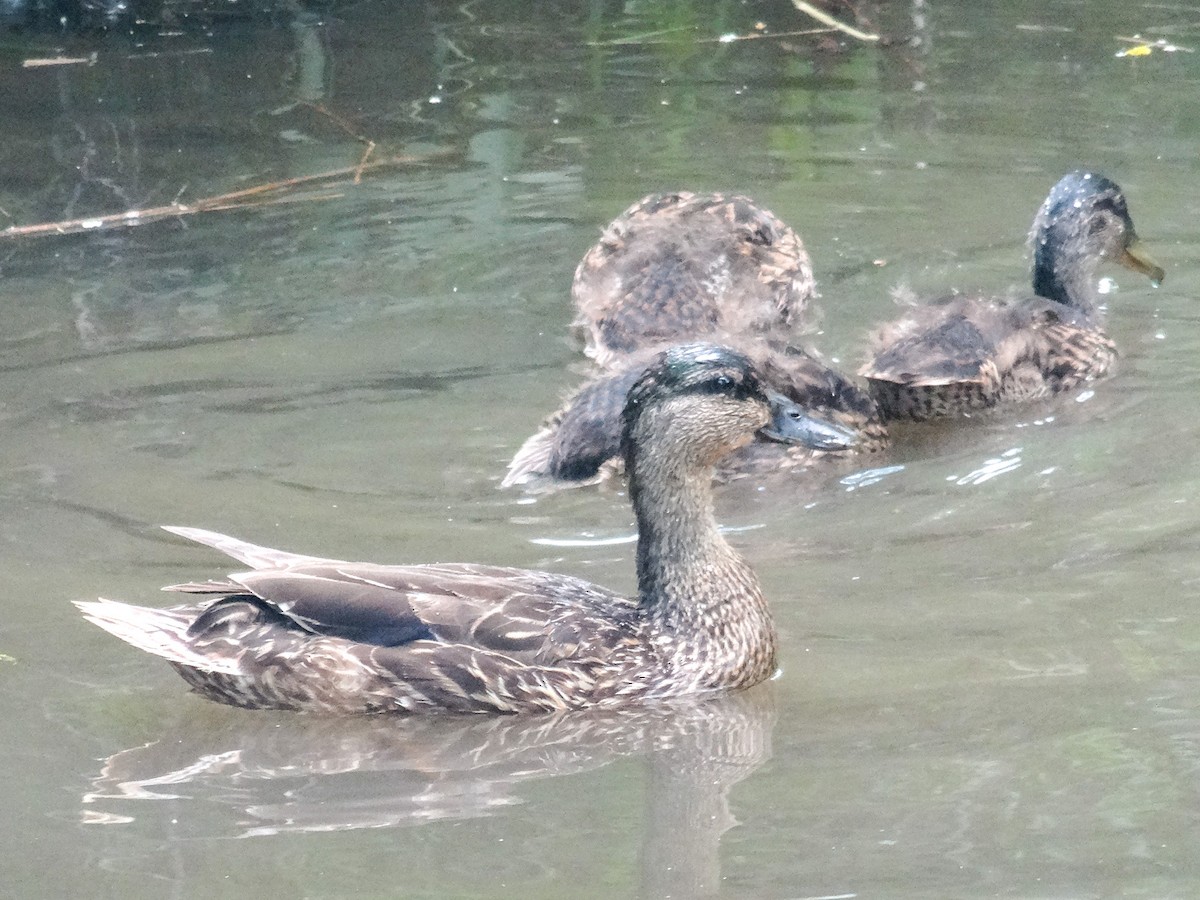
[631,450,726,606]
[628,441,776,684]
[1032,231,1101,316]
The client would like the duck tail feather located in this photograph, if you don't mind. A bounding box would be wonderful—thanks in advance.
[74,598,241,674]
[160,526,343,569]
[502,426,558,488]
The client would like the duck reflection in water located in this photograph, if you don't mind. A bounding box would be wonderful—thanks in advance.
[83,689,776,897]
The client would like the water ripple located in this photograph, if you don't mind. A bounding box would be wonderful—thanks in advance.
[948,448,1022,486]
[840,464,905,492]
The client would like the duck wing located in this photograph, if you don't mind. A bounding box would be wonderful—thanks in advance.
[162,528,640,666]
[860,296,1064,386]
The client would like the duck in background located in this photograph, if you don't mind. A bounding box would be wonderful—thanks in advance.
[505,340,883,486]
[859,171,1164,421]
[504,192,886,487]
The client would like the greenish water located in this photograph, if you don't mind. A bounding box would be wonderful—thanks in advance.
[2,1,1200,896]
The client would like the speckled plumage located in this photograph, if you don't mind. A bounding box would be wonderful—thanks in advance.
[572,192,816,369]
[504,192,885,487]
[860,171,1163,420]
[503,341,886,487]
[78,344,856,715]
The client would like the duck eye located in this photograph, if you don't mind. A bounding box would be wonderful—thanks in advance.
[698,374,735,394]
[1088,216,1108,236]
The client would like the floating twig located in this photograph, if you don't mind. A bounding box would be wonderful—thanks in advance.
[587,26,696,47]
[302,102,371,143]
[588,25,834,47]
[354,141,377,184]
[296,103,379,184]
[125,47,214,61]
[22,52,98,68]
[715,27,835,44]
[790,0,879,42]
[0,149,454,240]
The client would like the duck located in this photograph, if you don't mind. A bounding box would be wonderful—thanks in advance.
[76,343,857,715]
[859,171,1165,420]
[571,191,816,370]
[503,340,886,486]
[503,192,886,487]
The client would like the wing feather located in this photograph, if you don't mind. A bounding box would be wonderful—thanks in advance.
[861,296,1073,387]
[158,528,640,666]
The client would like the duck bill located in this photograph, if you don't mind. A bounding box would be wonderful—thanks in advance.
[761,391,859,452]
[1119,236,1165,285]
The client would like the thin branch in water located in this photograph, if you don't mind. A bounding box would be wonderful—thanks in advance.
[0,149,455,240]
[22,52,98,67]
[587,26,696,47]
[125,47,214,61]
[790,0,879,42]
[297,103,379,183]
[353,141,377,184]
[712,27,834,44]
[301,102,371,143]
[589,26,833,47]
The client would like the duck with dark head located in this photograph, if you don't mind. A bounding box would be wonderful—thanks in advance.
[78,343,855,715]
[860,171,1164,420]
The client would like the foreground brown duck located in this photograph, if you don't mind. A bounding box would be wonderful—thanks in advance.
[572,192,816,369]
[77,344,856,715]
[860,171,1164,420]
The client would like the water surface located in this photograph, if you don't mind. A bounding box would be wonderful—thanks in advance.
[3,1,1200,897]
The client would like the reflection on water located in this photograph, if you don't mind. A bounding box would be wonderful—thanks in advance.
[2,0,1200,897]
[82,689,775,896]
[947,447,1023,487]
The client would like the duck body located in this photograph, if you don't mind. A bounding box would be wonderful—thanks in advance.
[572,192,816,369]
[504,192,884,487]
[860,171,1163,420]
[78,344,856,715]
[504,341,885,487]
[862,294,1117,420]
[82,542,700,714]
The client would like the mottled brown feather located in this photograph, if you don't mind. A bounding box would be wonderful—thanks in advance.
[571,192,816,369]
[78,345,835,715]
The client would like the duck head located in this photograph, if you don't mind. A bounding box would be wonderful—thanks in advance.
[620,342,858,471]
[1031,171,1164,308]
